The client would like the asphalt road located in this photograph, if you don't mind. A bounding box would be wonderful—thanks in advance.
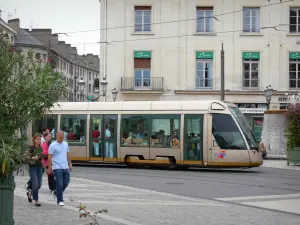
[71,166,300,199]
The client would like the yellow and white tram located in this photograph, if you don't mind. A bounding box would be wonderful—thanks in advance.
[26,100,263,168]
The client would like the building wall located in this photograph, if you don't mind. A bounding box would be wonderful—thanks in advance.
[0,19,16,44]
[100,0,300,103]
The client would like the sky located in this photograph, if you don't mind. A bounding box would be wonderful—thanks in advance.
[0,0,100,55]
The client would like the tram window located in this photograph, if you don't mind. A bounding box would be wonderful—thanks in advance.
[121,115,149,147]
[61,115,87,145]
[150,115,180,148]
[32,115,57,140]
[212,114,247,150]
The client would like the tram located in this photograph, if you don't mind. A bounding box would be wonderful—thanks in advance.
[26,100,263,168]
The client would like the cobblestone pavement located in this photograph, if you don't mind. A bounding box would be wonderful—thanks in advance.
[14,175,300,225]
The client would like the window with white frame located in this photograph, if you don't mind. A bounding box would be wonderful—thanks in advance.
[290,8,300,33]
[243,7,260,33]
[289,59,300,89]
[196,60,213,88]
[134,6,152,32]
[134,69,151,88]
[196,7,214,32]
[242,60,259,88]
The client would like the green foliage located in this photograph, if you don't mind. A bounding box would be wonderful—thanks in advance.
[0,36,67,177]
[285,103,300,149]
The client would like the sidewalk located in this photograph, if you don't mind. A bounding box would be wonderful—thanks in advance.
[262,160,300,170]
[14,194,121,225]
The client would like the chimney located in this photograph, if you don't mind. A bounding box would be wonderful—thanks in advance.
[8,18,20,36]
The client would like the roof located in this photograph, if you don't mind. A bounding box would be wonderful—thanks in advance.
[15,29,46,46]
[50,100,233,112]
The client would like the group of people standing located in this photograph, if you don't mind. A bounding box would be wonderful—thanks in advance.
[25,128,72,207]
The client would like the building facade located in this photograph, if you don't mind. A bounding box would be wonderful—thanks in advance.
[100,0,300,109]
[6,18,100,102]
[0,18,16,44]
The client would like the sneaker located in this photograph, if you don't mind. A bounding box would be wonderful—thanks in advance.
[58,202,64,206]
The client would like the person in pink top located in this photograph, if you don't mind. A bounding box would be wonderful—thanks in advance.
[42,132,56,194]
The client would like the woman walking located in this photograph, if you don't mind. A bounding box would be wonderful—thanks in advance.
[42,132,56,194]
[26,134,45,206]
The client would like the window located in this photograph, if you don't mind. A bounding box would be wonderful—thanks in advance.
[289,59,300,88]
[89,84,91,92]
[68,92,73,102]
[121,115,149,146]
[61,115,87,145]
[134,56,151,88]
[290,7,300,33]
[134,6,152,32]
[243,60,259,88]
[89,72,91,80]
[212,114,247,150]
[196,7,214,32]
[63,61,66,70]
[243,7,260,33]
[150,115,180,148]
[43,54,46,62]
[196,60,213,88]
[32,115,57,141]
[35,53,41,60]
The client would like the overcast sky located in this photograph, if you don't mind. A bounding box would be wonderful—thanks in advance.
[1,0,100,55]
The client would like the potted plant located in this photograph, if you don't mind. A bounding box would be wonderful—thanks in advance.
[285,102,300,166]
[0,36,67,224]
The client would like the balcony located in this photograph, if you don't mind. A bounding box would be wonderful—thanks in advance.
[121,77,164,94]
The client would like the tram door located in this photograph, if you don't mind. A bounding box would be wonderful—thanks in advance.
[183,115,204,165]
[90,115,118,162]
[208,113,250,167]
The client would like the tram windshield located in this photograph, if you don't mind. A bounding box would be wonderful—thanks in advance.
[229,106,258,150]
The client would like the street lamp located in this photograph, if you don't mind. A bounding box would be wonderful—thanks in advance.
[112,88,118,101]
[77,77,117,102]
[264,85,273,110]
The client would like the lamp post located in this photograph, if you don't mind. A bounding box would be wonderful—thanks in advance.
[77,77,117,102]
[112,88,118,101]
[264,85,274,110]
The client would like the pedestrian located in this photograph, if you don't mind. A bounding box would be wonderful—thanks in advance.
[26,127,49,191]
[41,132,56,194]
[25,134,45,207]
[41,128,50,145]
[48,130,72,206]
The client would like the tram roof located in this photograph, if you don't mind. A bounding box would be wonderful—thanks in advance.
[50,100,234,112]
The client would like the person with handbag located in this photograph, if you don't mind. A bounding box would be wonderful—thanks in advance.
[42,132,56,194]
[25,134,45,207]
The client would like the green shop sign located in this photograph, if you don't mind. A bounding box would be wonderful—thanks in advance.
[289,52,300,59]
[242,52,260,59]
[87,96,96,102]
[196,51,213,59]
[134,51,152,58]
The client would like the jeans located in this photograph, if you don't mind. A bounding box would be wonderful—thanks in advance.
[29,165,44,201]
[93,142,99,156]
[53,169,70,203]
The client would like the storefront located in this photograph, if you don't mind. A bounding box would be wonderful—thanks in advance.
[236,103,267,142]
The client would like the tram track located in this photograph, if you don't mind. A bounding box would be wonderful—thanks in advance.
[71,166,300,193]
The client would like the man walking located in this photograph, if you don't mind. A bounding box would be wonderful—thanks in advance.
[48,130,72,206]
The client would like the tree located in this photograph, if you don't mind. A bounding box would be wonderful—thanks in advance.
[0,36,67,176]
[0,35,67,224]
